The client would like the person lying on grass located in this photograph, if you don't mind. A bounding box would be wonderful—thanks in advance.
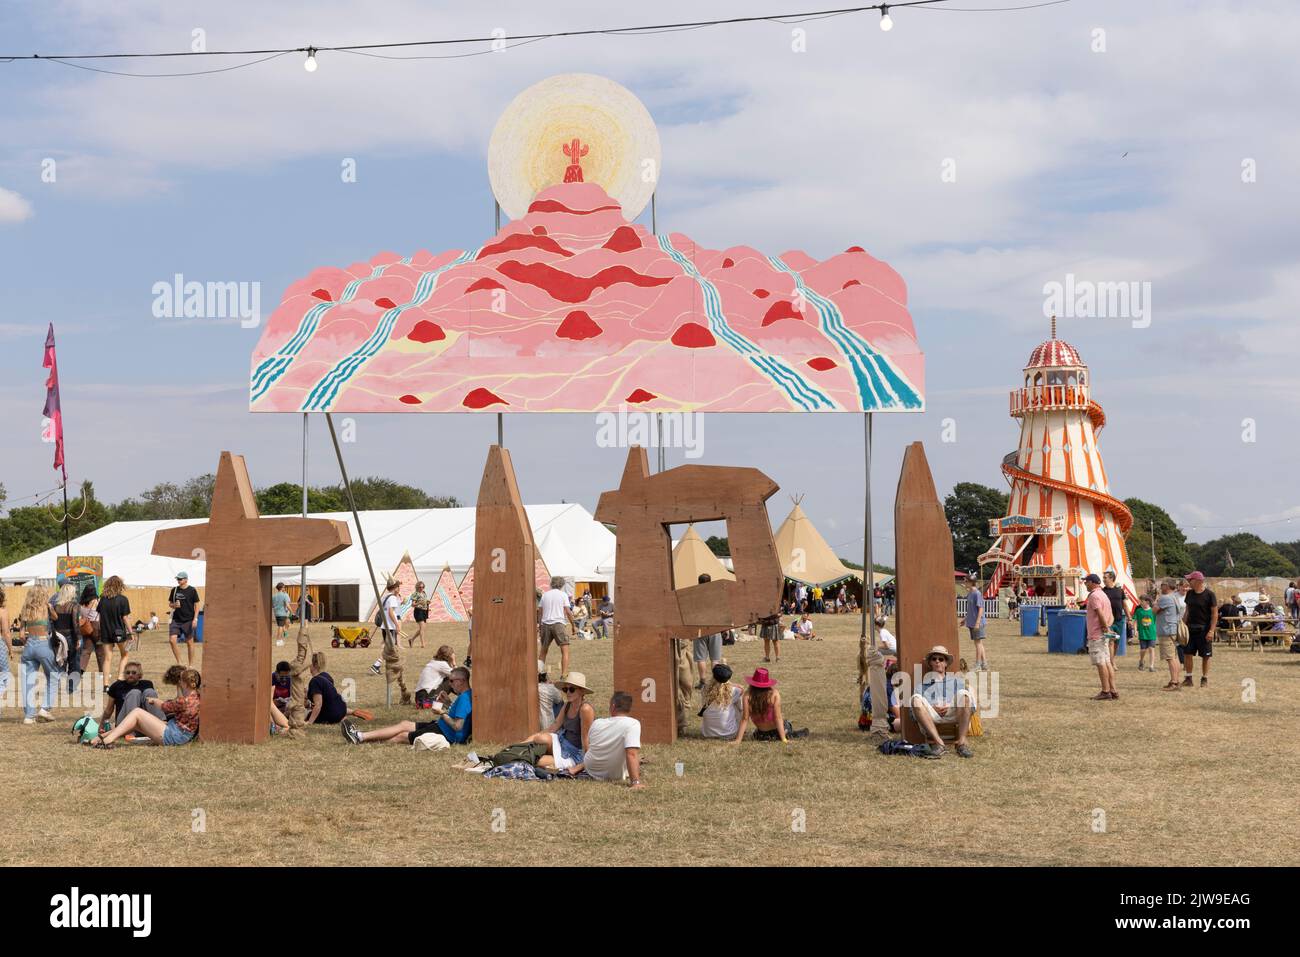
[91,668,201,748]
[341,667,471,746]
[908,645,973,759]
[733,667,809,744]
[513,671,594,770]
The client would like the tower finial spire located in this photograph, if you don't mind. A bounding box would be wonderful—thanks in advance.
[1050,313,1057,339]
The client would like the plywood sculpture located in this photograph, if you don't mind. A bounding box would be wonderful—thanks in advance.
[152,452,351,744]
[595,447,783,743]
[893,442,961,744]
[458,555,550,609]
[470,445,540,743]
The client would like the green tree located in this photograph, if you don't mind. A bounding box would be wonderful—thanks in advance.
[0,488,113,568]
[113,475,214,520]
[944,482,1010,573]
[343,477,459,511]
[1123,498,1194,578]
[1194,533,1297,577]
[705,535,729,557]
[1270,540,1300,573]
[255,483,347,515]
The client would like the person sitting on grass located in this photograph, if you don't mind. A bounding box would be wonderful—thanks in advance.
[305,652,350,725]
[342,667,471,746]
[793,614,817,640]
[700,663,744,740]
[92,667,201,748]
[511,671,595,770]
[566,691,643,788]
[415,645,456,703]
[733,667,809,743]
[272,660,292,713]
[536,659,564,732]
[858,660,899,733]
[99,661,165,728]
[908,645,973,759]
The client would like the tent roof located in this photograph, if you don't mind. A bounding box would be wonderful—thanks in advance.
[0,503,616,591]
[773,503,859,588]
[671,525,734,587]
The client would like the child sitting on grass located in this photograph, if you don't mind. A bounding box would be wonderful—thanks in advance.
[272,660,292,713]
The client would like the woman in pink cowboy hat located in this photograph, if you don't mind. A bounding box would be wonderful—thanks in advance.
[732,667,809,744]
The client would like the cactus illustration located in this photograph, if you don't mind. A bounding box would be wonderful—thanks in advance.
[562,137,589,183]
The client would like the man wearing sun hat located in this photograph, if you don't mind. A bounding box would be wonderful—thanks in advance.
[1180,571,1218,687]
[167,571,201,666]
[908,645,973,758]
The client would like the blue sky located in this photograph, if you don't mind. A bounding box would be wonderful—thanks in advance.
[2,1,1299,564]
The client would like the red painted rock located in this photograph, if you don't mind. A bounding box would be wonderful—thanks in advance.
[312,288,333,301]
[625,388,657,403]
[602,226,641,253]
[466,277,505,294]
[722,257,735,268]
[807,357,837,372]
[556,310,603,341]
[752,288,770,298]
[408,320,446,343]
[761,301,804,326]
[463,388,507,409]
[532,225,548,235]
[374,297,398,309]
[399,394,422,405]
[671,323,716,348]
[842,280,861,289]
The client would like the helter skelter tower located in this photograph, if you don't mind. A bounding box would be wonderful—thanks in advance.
[980,318,1136,610]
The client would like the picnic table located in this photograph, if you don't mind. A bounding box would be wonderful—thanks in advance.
[1216,615,1300,651]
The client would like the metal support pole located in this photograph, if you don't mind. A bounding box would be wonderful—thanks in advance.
[1150,518,1157,587]
[325,413,392,705]
[651,191,657,236]
[497,412,503,447]
[494,201,501,233]
[299,413,309,638]
[61,481,71,557]
[863,412,874,647]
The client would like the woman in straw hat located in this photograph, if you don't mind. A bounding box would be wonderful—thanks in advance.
[518,671,595,770]
[733,667,809,744]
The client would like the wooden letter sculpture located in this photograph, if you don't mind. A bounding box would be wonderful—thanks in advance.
[893,442,961,744]
[470,446,539,744]
[151,452,351,744]
[595,447,783,744]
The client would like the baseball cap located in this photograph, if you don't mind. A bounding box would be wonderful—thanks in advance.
[1083,573,1102,584]
[1185,571,1205,582]
[175,571,189,581]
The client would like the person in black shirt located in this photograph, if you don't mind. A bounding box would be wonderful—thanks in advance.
[167,571,201,666]
[306,652,349,725]
[96,575,132,684]
[1181,571,1218,687]
[99,661,163,726]
[1101,571,1131,663]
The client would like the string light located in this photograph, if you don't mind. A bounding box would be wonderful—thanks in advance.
[0,2,1073,78]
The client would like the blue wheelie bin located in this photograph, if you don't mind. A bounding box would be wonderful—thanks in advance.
[1019,604,1041,636]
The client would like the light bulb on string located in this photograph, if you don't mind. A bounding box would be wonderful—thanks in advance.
[879,6,894,31]
[304,47,318,72]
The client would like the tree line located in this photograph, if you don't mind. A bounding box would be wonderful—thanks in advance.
[0,476,459,569]
[943,482,1300,579]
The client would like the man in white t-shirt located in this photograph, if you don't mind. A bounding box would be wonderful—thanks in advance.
[538,577,577,677]
[573,691,643,788]
[875,616,897,655]
[373,578,409,703]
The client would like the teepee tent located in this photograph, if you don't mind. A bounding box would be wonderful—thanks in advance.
[774,502,858,588]
[428,565,469,622]
[458,555,551,608]
[364,551,421,623]
[672,525,734,588]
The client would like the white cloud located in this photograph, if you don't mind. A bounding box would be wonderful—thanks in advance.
[0,187,34,223]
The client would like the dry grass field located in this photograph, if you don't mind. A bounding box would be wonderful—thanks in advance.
[2,615,1297,867]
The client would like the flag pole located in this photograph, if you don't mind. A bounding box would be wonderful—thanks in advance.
[61,481,71,557]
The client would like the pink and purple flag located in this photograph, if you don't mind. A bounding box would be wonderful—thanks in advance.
[42,322,66,481]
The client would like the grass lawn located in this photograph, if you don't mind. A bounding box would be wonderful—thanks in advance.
[3,615,1297,866]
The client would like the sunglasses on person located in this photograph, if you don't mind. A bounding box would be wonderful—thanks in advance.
[927,654,947,662]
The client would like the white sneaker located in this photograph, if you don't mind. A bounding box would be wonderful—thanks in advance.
[37,709,55,722]
[23,717,35,725]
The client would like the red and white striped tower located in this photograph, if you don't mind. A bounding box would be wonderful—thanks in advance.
[980,318,1136,609]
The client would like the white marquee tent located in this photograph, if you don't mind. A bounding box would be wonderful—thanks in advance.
[0,504,617,601]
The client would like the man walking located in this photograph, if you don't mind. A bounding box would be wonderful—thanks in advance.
[1181,571,1217,687]
[167,571,200,666]
[538,576,576,678]
[963,575,988,671]
[1084,573,1117,700]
